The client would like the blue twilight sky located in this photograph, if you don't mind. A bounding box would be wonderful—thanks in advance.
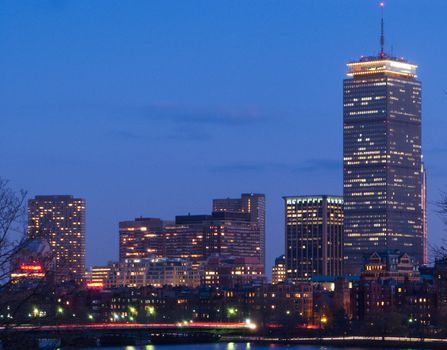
[2,0,447,273]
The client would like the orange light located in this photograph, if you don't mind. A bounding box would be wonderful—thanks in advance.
[20,264,43,271]
[87,282,104,289]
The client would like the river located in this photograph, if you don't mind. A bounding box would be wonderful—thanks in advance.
[78,343,410,350]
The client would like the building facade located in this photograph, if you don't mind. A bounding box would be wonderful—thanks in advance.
[343,52,424,274]
[202,254,264,288]
[28,195,86,283]
[163,223,207,269]
[284,195,344,281]
[272,255,286,284]
[119,217,165,261]
[213,193,266,270]
[171,211,263,270]
[90,257,196,289]
[361,250,420,283]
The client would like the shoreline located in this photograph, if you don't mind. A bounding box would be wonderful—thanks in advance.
[221,335,447,349]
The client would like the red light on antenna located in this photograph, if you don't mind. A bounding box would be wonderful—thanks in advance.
[380,2,384,7]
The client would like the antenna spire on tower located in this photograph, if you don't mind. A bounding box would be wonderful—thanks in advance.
[380,2,385,58]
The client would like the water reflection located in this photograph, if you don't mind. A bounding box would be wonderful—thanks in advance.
[226,342,252,350]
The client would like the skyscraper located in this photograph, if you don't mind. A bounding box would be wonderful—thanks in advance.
[343,15,424,274]
[284,195,344,281]
[28,195,86,283]
[213,193,265,269]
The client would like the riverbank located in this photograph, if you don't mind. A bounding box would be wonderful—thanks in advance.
[222,335,447,349]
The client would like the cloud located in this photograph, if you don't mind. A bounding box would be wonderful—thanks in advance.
[167,128,211,142]
[141,102,267,127]
[209,158,341,174]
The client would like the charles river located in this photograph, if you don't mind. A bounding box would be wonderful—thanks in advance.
[78,344,419,350]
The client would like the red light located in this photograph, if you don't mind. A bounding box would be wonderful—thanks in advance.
[20,264,43,272]
[87,282,104,289]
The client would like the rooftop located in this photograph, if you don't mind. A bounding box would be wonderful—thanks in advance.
[347,56,418,79]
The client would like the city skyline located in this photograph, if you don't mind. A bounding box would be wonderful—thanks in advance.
[2,1,447,273]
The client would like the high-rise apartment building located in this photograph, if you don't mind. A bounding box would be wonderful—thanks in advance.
[284,195,344,281]
[119,217,164,261]
[28,195,86,283]
[343,24,424,274]
[213,193,265,269]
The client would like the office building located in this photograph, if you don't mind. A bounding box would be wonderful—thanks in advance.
[343,21,424,274]
[174,211,262,269]
[284,195,344,281]
[119,217,164,261]
[163,223,206,268]
[213,193,266,270]
[28,195,86,283]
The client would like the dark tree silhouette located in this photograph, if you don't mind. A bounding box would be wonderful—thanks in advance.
[0,179,27,285]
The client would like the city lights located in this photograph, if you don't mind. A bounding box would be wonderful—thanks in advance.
[0,2,443,347]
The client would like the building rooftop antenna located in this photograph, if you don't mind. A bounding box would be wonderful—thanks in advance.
[380,2,385,58]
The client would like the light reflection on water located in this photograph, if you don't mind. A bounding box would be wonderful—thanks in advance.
[82,344,376,350]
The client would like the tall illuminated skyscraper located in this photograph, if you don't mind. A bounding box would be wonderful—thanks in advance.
[343,11,424,274]
[284,195,344,281]
[28,195,86,283]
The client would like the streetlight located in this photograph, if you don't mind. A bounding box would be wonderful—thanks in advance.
[227,307,238,317]
[33,307,40,318]
[146,306,155,316]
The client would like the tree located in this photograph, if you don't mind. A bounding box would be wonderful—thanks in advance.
[0,178,27,285]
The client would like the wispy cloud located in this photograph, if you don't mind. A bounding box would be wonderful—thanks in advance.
[167,128,211,142]
[141,102,267,127]
[109,130,143,140]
